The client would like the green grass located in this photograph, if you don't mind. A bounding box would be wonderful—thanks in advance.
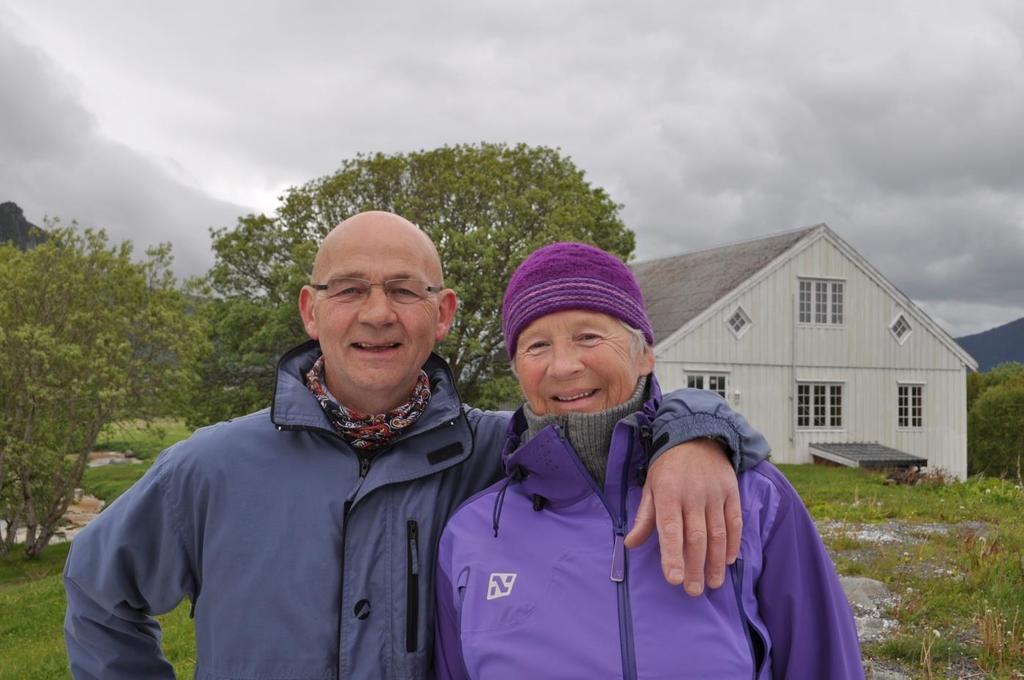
[0,550,195,680]
[0,542,71,585]
[784,463,1024,524]
[0,419,196,679]
[3,441,1022,678]
[0,544,81,680]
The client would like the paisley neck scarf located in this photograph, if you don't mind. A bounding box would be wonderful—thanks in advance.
[305,354,431,451]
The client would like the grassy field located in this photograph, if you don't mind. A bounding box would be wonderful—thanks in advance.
[787,464,1024,678]
[2,422,1022,678]
[80,419,193,503]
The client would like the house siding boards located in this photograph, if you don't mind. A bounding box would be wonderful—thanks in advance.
[637,225,974,479]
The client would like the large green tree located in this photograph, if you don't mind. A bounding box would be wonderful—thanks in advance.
[0,226,205,557]
[189,142,634,424]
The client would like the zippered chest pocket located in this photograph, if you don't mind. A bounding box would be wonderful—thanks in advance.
[406,519,420,652]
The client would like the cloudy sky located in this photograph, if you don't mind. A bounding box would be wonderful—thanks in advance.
[2,1,1022,336]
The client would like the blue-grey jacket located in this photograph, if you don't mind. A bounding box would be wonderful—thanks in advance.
[64,341,770,679]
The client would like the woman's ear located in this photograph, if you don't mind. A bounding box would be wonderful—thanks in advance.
[638,344,655,375]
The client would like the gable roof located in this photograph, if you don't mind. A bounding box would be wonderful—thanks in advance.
[630,223,977,370]
[631,226,818,343]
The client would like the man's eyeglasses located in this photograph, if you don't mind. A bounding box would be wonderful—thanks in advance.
[311,277,442,304]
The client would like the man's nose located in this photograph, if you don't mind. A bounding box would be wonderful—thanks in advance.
[357,287,398,325]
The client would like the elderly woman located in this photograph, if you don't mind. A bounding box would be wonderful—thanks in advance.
[434,242,863,679]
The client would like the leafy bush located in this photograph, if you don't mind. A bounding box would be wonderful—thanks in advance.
[968,381,1024,478]
[967,362,1024,413]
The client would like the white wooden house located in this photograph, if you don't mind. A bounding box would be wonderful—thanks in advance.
[631,224,978,478]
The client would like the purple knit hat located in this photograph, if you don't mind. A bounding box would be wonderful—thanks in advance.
[501,242,654,359]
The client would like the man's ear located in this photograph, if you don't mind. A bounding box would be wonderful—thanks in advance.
[434,289,458,342]
[298,286,320,340]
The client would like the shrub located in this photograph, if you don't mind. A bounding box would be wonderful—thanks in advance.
[968,381,1024,478]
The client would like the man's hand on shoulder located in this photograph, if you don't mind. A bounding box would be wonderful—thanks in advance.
[624,438,741,595]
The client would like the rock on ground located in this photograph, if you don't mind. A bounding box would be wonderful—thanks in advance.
[839,575,900,645]
[56,491,106,542]
[863,659,913,680]
[87,450,143,467]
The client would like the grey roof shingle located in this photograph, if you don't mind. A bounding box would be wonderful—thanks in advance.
[630,226,819,344]
[809,442,928,468]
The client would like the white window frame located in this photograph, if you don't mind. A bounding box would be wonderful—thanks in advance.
[897,382,924,429]
[798,277,846,326]
[890,313,913,345]
[796,381,845,430]
[687,372,728,399]
[725,306,752,339]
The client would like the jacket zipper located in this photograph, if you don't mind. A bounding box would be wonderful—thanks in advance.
[731,558,767,679]
[555,425,638,680]
[614,515,637,680]
[616,424,640,680]
[406,519,420,652]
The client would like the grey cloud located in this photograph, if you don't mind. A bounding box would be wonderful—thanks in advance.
[0,30,92,159]
[574,3,1024,335]
[0,12,249,278]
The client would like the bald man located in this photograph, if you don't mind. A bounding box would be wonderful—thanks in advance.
[64,211,769,679]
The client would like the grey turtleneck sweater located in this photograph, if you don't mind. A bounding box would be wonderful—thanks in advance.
[521,376,648,488]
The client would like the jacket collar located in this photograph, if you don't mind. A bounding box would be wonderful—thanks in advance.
[270,340,464,440]
[499,375,662,507]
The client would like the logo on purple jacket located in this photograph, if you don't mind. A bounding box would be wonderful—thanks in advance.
[486,573,517,600]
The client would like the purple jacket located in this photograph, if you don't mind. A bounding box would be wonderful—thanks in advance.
[435,385,863,679]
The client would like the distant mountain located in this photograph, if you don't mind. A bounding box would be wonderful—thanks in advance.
[956,317,1024,372]
[0,202,48,250]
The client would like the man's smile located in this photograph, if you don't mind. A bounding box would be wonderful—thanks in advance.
[352,342,402,352]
